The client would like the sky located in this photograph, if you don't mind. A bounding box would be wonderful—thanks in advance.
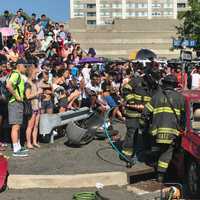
[0,0,70,22]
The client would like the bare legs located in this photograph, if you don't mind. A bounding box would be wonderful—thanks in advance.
[26,112,40,149]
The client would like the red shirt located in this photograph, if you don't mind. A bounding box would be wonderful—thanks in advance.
[176,72,187,89]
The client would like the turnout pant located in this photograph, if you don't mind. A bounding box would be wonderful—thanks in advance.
[154,143,174,174]
[122,118,140,157]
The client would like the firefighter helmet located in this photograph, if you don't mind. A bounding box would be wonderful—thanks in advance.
[144,67,160,89]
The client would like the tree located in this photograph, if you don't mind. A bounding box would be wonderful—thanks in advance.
[177,0,200,49]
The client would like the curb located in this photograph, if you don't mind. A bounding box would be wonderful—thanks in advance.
[8,172,128,189]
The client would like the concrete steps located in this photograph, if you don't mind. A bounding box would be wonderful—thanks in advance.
[72,32,177,40]
[80,43,172,51]
[67,18,180,59]
[79,38,172,45]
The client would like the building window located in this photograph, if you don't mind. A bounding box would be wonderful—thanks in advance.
[163,11,173,16]
[152,12,161,16]
[74,12,84,17]
[164,3,173,8]
[137,12,148,17]
[100,12,110,16]
[143,12,148,17]
[112,12,122,17]
[137,3,148,9]
[152,3,161,8]
[87,12,96,17]
[112,12,117,17]
[74,4,84,9]
[126,3,135,9]
[87,20,96,25]
[100,4,110,8]
[126,12,135,17]
[87,4,96,9]
[112,3,122,9]
[177,3,186,8]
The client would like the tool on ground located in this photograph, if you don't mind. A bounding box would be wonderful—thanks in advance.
[39,107,91,143]
[72,191,110,200]
[160,183,182,200]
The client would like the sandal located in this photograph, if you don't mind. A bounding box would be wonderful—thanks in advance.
[27,144,34,149]
[33,144,40,148]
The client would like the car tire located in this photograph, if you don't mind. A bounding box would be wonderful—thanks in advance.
[186,159,200,197]
[40,135,51,143]
[0,171,8,193]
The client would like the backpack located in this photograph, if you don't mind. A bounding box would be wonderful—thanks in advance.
[0,71,21,102]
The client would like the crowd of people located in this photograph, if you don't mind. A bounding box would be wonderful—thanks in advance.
[0,8,200,164]
[0,9,99,157]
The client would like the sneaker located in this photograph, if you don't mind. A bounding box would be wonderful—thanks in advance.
[20,147,29,153]
[13,150,29,157]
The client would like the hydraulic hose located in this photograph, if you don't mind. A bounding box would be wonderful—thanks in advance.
[73,192,96,200]
[103,108,131,163]
[73,191,110,200]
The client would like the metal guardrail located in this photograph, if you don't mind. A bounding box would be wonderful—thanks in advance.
[39,107,91,143]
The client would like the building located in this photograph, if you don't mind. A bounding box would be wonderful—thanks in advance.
[70,0,179,25]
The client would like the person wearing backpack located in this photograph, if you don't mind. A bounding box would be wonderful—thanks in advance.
[6,58,28,157]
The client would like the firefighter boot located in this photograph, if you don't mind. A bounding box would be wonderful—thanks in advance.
[120,148,136,167]
[157,173,165,183]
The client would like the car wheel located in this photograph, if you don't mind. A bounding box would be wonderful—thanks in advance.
[0,171,8,193]
[187,160,200,197]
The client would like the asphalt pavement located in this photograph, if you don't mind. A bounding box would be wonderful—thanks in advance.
[6,122,128,175]
[1,121,162,200]
[1,187,159,200]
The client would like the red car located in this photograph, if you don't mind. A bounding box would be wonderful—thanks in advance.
[173,90,200,197]
[0,155,8,192]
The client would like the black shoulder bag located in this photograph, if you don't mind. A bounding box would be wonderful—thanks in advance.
[23,82,33,117]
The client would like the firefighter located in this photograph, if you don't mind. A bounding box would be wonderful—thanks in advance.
[121,65,159,163]
[143,75,185,182]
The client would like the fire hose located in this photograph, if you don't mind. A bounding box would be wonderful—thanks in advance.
[103,108,135,167]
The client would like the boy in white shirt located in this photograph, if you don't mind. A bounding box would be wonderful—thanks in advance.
[191,66,200,90]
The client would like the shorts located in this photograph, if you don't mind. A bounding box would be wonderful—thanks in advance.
[58,97,68,108]
[8,101,24,125]
[41,100,54,111]
[104,96,117,108]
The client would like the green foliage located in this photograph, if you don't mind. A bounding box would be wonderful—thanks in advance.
[177,0,200,49]
[177,11,186,20]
